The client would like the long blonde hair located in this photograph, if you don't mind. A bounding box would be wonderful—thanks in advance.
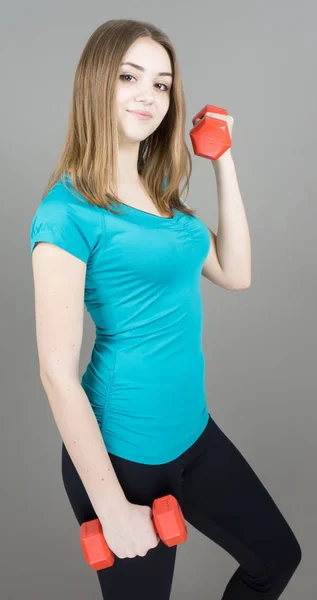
[41,19,196,217]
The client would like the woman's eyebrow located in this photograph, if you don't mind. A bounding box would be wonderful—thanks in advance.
[120,62,173,78]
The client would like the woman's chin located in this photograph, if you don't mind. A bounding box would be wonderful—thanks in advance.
[118,129,151,144]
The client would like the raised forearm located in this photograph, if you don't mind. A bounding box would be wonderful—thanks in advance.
[213,151,251,288]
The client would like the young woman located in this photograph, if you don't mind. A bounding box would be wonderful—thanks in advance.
[30,18,302,600]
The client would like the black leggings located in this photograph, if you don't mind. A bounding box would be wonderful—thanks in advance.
[61,413,302,599]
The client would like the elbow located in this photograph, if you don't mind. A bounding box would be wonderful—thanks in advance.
[39,367,78,388]
[230,279,251,291]
[239,281,251,290]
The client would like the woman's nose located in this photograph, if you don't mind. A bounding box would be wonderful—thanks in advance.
[135,88,154,103]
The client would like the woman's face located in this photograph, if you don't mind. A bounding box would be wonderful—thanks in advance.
[116,38,173,143]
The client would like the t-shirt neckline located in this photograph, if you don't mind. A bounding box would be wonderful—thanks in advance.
[115,200,175,220]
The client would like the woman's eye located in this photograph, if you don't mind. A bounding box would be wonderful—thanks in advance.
[157,83,169,91]
[119,74,169,91]
[120,74,135,83]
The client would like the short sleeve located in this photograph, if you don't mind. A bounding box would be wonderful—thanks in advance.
[29,185,102,263]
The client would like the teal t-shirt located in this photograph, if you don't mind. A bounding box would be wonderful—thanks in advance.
[30,175,211,464]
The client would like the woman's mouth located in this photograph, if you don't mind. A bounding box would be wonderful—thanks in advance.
[127,110,153,120]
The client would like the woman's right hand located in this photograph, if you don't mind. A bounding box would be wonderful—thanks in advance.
[100,500,160,559]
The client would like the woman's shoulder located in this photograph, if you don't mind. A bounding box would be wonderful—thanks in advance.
[29,176,104,263]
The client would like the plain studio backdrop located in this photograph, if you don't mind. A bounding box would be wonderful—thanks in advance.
[1,1,316,598]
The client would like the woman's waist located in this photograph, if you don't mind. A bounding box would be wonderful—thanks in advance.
[81,348,206,401]
[89,341,204,380]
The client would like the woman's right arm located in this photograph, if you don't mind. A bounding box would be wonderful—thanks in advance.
[31,241,128,520]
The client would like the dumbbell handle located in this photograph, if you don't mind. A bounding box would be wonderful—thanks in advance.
[194,111,228,125]
[80,494,187,571]
[192,104,228,125]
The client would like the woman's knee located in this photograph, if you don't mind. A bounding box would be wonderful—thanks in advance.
[268,528,302,579]
[285,535,302,573]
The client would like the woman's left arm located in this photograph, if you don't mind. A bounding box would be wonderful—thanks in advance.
[201,116,252,290]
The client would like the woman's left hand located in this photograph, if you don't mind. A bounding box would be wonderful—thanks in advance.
[210,113,234,162]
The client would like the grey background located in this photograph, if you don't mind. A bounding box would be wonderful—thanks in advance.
[1,1,316,598]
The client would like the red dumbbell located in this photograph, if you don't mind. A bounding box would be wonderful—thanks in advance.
[80,494,188,571]
[189,104,232,160]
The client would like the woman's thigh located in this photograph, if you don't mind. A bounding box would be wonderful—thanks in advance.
[180,416,302,578]
[61,443,180,600]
